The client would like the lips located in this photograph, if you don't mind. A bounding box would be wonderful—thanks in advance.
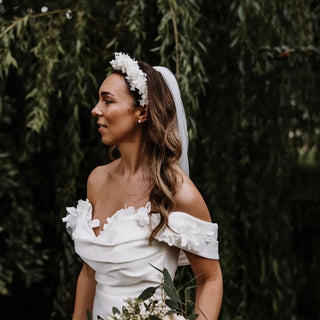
[97,122,108,134]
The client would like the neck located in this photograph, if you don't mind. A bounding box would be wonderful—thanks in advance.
[117,142,150,178]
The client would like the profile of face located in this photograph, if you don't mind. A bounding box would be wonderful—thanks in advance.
[91,73,145,146]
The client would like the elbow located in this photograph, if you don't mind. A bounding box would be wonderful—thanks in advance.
[196,263,223,286]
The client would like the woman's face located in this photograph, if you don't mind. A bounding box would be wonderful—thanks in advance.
[92,73,141,146]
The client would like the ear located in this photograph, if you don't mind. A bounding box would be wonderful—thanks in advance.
[137,106,148,123]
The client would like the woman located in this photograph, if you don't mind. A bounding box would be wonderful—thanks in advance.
[63,52,223,320]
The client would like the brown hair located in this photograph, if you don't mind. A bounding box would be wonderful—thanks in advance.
[110,62,182,242]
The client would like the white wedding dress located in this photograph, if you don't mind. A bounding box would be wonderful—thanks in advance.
[63,199,219,320]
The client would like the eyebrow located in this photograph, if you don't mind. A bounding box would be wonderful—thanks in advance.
[100,91,115,97]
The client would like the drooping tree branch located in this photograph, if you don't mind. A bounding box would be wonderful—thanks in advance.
[0,8,71,39]
[169,0,180,78]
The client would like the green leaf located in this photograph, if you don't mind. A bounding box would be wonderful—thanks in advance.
[166,309,178,315]
[112,307,120,314]
[149,316,162,320]
[165,298,179,310]
[163,268,174,288]
[258,45,271,53]
[149,263,163,274]
[163,284,180,302]
[138,286,156,301]
[186,313,199,320]
[86,309,92,320]
[237,5,246,22]
[230,34,240,48]
[238,60,245,74]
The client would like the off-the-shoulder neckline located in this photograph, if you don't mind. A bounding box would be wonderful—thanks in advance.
[64,199,216,239]
[84,198,214,231]
[85,198,212,221]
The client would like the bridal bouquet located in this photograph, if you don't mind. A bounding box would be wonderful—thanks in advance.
[89,266,200,320]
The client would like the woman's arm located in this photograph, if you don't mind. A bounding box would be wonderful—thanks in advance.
[186,253,223,320]
[70,161,116,319]
[72,262,96,320]
[72,167,102,320]
[173,168,223,319]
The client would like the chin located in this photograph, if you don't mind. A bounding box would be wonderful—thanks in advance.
[101,137,112,146]
[101,136,120,146]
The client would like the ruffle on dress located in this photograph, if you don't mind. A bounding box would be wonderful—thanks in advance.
[62,199,219,264]
[63,199,94,236]
[153,211,219,264]
[62,199,151,236]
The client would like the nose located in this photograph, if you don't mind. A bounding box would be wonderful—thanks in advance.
[92,102,103,117]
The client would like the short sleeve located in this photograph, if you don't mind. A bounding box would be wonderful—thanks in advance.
[154,211,219,266]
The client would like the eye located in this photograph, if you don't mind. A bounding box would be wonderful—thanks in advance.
[104,99,113,104]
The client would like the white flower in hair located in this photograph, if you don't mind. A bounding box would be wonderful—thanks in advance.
[110,52,149,107]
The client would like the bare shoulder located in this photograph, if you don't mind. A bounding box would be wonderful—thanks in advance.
[173,166,212,223]
[87,160,118,202]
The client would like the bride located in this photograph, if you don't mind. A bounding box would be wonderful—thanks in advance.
[63,53,223,320]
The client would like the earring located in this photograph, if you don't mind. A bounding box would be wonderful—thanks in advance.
[138,120,142,124]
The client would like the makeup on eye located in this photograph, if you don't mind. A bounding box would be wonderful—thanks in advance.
[100,91,115,104]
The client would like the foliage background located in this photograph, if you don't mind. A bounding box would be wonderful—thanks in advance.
[0,0,319,319]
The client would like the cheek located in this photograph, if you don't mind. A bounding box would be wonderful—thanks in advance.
[106,109,121,123]
[107,105,136,125]
[102,105,125,125]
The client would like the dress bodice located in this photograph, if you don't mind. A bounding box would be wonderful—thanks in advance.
[62,199,219,320]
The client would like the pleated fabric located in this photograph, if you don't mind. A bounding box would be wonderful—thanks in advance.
[63,199,219,320]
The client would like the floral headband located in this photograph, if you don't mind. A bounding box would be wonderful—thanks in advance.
[110,52,149,107]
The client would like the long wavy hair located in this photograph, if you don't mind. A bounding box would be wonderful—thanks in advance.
[109,62,183,242]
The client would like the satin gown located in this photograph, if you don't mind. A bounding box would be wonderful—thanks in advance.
[63,199,219,320]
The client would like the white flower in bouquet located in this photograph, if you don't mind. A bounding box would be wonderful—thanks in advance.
[163,315,188,320]
[93,267,200,320]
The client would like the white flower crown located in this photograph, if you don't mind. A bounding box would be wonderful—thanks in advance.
[110,52,149,107]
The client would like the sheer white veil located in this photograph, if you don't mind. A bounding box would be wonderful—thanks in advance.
[153,66,189,177]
